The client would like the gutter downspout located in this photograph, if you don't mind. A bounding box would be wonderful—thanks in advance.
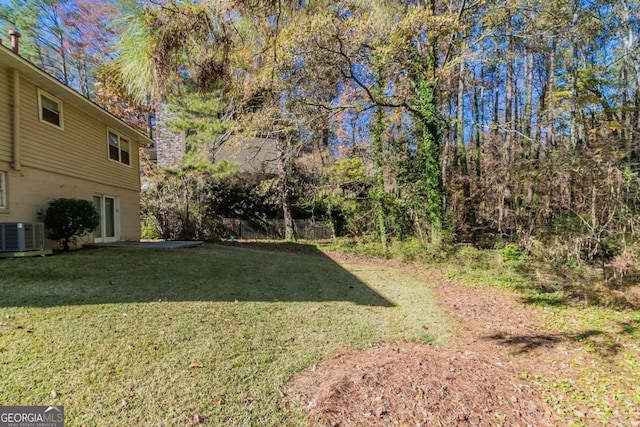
[11,68,20,171]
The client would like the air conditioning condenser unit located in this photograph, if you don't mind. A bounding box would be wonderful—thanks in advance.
[0,222,45,252]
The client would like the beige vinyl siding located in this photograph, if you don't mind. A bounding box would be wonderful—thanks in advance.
[0,66,11,162]
[18,77,140,192]
[0,167,140,245]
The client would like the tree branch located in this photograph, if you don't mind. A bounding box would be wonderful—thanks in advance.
[312,36,419,117]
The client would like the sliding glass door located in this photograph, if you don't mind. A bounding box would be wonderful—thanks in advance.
[93,195,118,243]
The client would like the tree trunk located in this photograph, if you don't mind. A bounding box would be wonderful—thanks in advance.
[505,13,514,165]
[633,89,640,172]
[457,59,468,177]
[372,104,388,254]
[474,64,483,180]
[277,138,296,242]
[546,40,557,147]
[569,7,580,149]
[418,76,443,245]
[524,49,534,155]
[457,59,471,226]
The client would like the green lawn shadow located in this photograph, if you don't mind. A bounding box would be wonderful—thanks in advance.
[0,242,395,308]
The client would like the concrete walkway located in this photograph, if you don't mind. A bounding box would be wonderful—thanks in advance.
[88,241,203,249]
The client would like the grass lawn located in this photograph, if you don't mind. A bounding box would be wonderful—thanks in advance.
[0,243,450,426]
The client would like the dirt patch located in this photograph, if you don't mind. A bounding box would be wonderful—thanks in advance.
[286,344,558,426]
[285,256,586,426]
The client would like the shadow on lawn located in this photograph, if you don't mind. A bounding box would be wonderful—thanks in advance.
[486,319,640,358]
[0,242,395,308]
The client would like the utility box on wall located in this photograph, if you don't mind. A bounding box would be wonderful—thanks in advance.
[0,222,45,252]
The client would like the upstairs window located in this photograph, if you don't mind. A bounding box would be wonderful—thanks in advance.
[0,171,6,209]
[38,89,63,129]
[108,130,131,166]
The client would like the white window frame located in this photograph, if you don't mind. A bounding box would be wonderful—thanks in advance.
[107,129,132,166]
[0,171,6,209]
[37,88,64,130]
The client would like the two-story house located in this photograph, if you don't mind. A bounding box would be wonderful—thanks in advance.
[0,31,153,247]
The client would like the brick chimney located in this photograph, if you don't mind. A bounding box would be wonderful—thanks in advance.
[9,30,21,55]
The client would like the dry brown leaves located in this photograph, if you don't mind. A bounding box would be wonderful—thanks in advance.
[286,344,559,426]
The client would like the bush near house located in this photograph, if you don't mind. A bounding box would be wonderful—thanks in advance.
[43,198,100,250]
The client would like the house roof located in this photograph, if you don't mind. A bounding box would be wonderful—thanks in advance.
[0,45,154,147]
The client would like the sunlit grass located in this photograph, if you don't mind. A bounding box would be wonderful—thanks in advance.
[0,243,449,426]
[535,305,640,426]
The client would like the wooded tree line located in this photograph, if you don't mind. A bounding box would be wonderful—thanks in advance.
[3,0,640,263]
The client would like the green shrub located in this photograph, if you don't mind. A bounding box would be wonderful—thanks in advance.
[388,238,446,263]
[321,238,359,255]
[500,244,526,263]
[389,238,425,262]
[141,220,160,240]
[455,245,490,267]
[358,240,387,258]
[141,166,281,241]
[43,198,100,250]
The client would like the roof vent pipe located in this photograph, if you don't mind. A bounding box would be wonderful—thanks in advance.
[9,29,20,55]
